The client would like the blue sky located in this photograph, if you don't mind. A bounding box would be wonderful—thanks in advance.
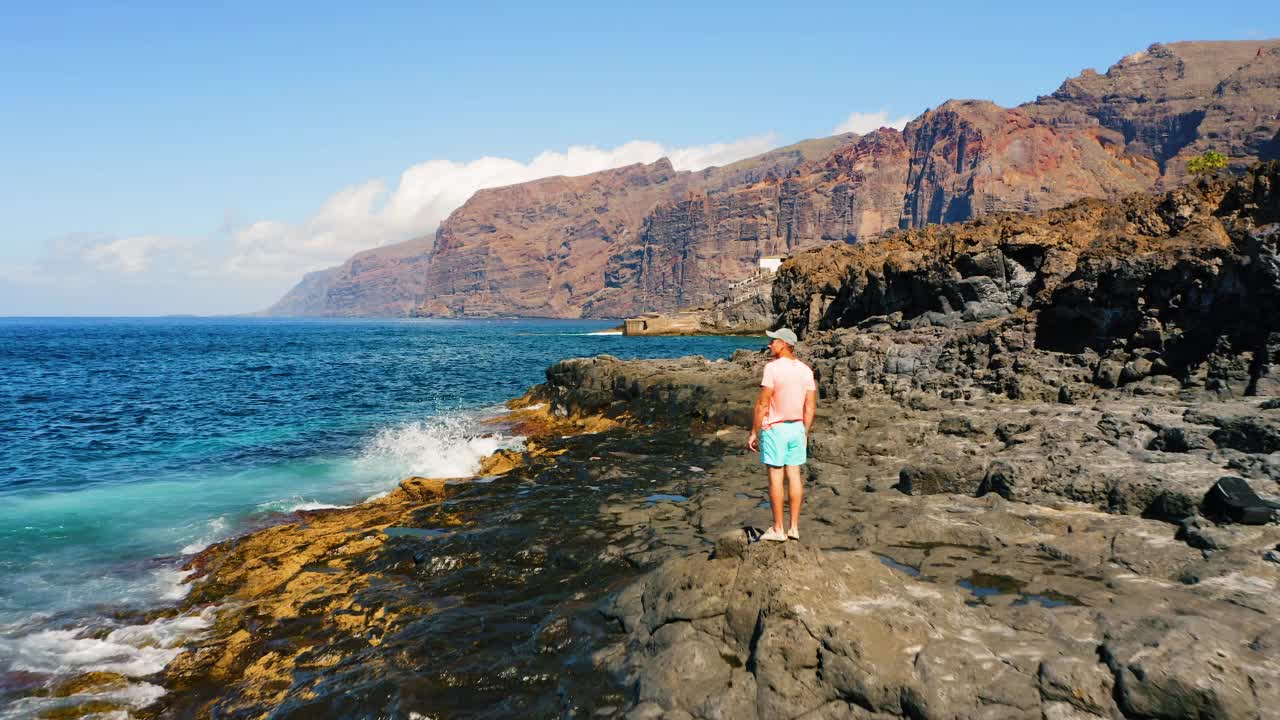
[1,0,1275,315]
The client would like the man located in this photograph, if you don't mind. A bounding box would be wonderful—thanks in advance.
[747,328,816,541]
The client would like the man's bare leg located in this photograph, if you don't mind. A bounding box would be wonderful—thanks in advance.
[768,465,786,532]
[785,464,803,532]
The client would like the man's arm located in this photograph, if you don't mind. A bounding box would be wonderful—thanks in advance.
[803,390,817,433]
[748,386,773,451]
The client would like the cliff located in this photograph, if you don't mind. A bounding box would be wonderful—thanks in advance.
[1026,40,1280,180]
[262,236,434,317]
[416,159,688,318]
[266,39,1280,318]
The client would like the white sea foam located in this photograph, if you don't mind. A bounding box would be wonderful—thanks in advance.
[584,330,623,336]
[151,567,196,602]
[0,680,166,720]
[286,500,350,512]
[2,607,216,679]
[180,515,230,555]
[358,415,524,479]
[254,498,352,514]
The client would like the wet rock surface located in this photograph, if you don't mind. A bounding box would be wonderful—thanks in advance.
[140,409,737,719]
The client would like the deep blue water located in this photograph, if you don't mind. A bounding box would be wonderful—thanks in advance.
[0,317,758,704]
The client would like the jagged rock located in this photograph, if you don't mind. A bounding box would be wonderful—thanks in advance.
[1037,657,1116,717]
[1201,476,1280,525]
[978,460,1029,501]
[146,342,1280,717]
[605,537,1280,720]
[1192,412,1280,454]
[995,420,1035,445]
[780,164,1280,404]
[895,463,983,495]
[1147,425,1216,453]
[1176,515,1239,551]
[937,415,979,436]
[713,529,749,560]
[1102,615,1272,719]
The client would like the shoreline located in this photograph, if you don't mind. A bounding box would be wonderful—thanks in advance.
[15,337,1280,717]
[136,364,740,719]
[0,398,616,720]
[164,347,1280,717]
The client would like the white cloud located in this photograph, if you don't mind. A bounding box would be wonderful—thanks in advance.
[0,262,40,285]
[832,110,913,136]
[226,134,779,279]
[38,233,186,275]
[5,132,784,315]
[81,235,186,273]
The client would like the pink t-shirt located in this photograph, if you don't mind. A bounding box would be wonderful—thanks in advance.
[760,357,816,429]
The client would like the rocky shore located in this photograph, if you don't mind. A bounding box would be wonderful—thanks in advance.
[590,165,1280,719]
[31,166,1280,719]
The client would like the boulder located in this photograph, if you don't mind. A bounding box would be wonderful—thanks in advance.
[895,463,984,496]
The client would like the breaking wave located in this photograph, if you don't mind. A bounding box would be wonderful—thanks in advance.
[0,607,217,719]
[357,413,524,479]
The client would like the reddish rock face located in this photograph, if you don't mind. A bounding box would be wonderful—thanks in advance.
[581,131,911,318]
[417,159,689,318]
[267,39,1280,319]
[900,100,1159,227]
[263,236,434,317]
[1026,40,1280,183]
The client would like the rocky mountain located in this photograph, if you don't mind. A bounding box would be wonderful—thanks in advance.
[265,39,1280,318]
[262,236,434,317]
[1026,40,1280,181]
[418,159,689,318]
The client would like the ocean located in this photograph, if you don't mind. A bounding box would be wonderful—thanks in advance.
[0,317,759,715]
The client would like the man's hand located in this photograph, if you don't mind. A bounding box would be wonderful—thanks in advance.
[803,389,817,434]
[750,386,771,454]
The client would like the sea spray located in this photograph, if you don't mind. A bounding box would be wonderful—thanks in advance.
[179,515,230,555]
[0,683,166,720]
[1,607,216,678]
[357,414,524,479]
[0,606,217,719]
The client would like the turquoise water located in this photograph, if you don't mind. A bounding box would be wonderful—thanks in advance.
[0,317,758,705]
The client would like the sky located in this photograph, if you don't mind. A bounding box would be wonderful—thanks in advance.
[1,1,1275,316]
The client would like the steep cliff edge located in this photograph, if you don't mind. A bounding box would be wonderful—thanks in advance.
[415,135,868,318]
[266,39,1280,318]
[1026,39,1280,181]
[261,236,434,317]
[416,159,688,318]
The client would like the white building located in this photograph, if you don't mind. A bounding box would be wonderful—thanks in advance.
[758,255,786,273]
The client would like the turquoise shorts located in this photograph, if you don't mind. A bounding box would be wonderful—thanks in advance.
[761,421,807,467]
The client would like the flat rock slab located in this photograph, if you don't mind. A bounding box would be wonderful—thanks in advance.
[603,540,1280,720]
